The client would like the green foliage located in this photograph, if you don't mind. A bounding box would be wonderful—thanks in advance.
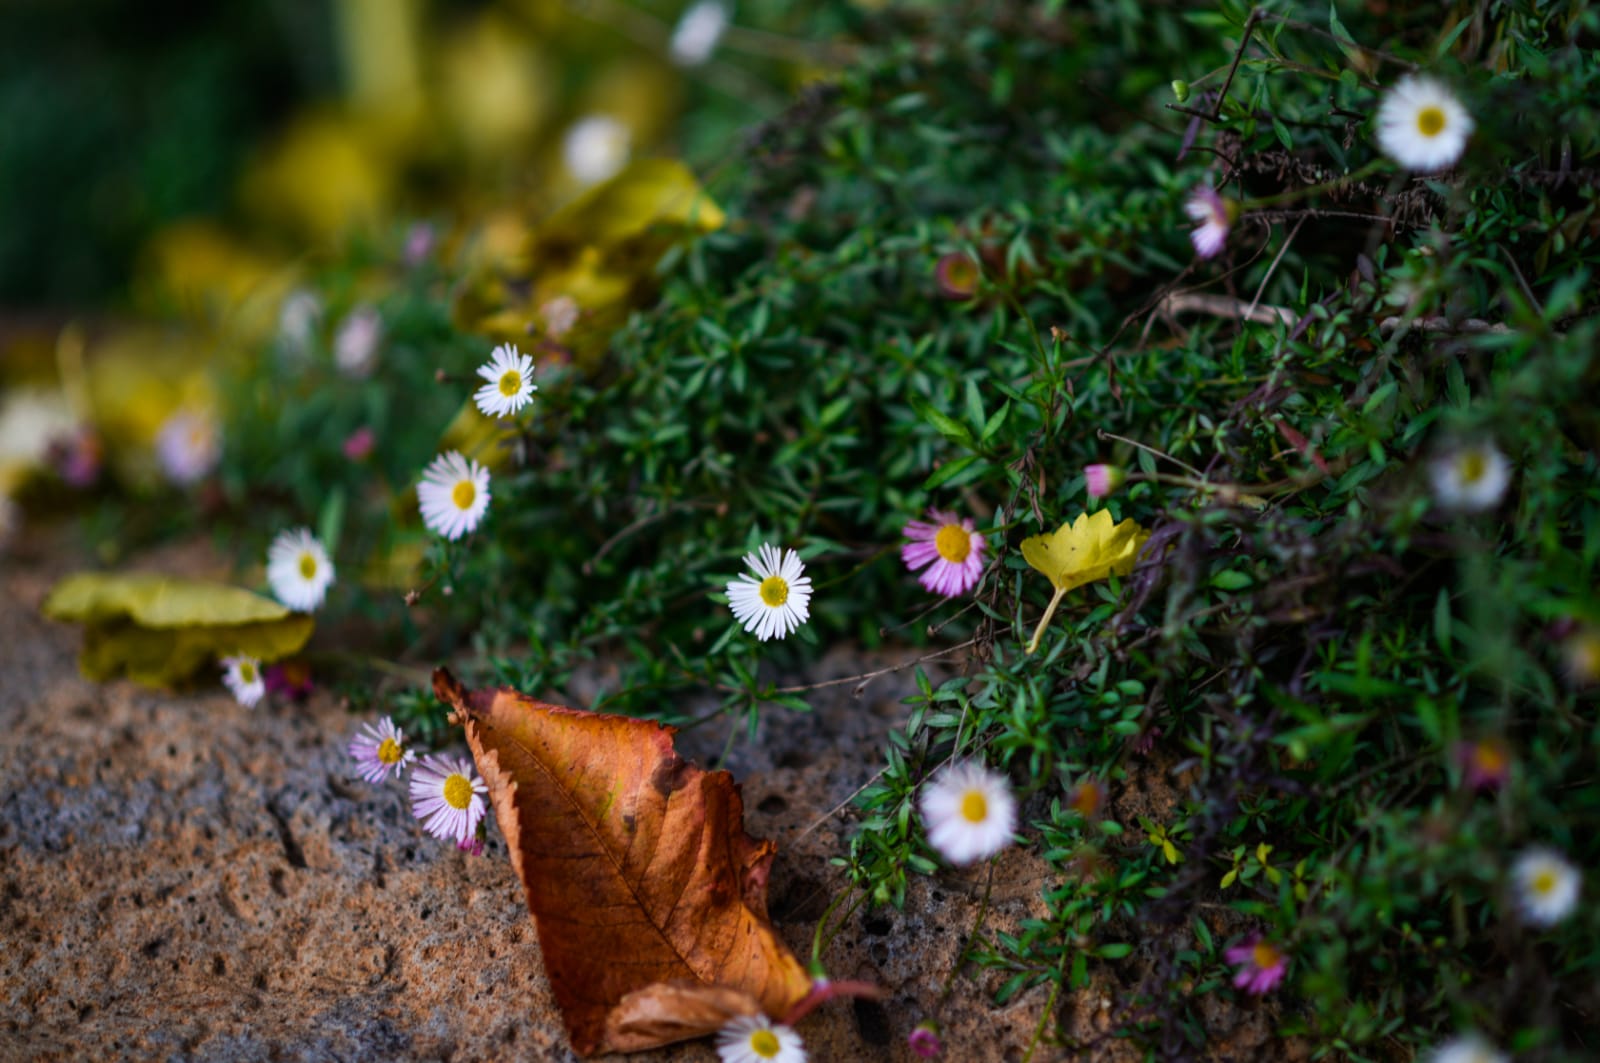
[88,0,1600,1058]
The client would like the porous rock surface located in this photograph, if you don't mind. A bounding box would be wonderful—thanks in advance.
[0,532,1285,1061]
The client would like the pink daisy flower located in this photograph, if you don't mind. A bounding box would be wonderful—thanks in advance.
[1225,933,1288,995]
[1185,184,1234,259]
[348,716,414,784]
[902,509,986,598]
[409,753,488,844]
[1456,738,1510,791]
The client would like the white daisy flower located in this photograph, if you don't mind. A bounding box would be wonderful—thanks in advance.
[1513,847,1581,926]
[409,753,489,845]
[670,1,730,67]
[266,527,336,612]
[920,760,1017,866]
[334,305,382,378]
[715,1014,806,1063]
[349,716,415,783]
[473,343,538,419]
[562,115,630,186]
[417,451,491,540]
[1376,75,1474,172]
[220,655,266,708]
[1429,440,1510,513]
[155,410,221,485]
[1428,1034,1508,1063]
[725,543,812,641]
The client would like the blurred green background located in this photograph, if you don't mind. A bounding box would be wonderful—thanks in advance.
[0,0,856,310]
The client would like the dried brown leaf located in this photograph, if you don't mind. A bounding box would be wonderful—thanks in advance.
[433,669,812,1056]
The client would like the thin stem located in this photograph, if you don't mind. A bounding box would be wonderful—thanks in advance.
[1097,429,1205,478]
[1025,585,1069,655]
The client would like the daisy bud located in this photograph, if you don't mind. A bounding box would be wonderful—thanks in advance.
[1084,463,1127,500]
[908,1022,943,1059]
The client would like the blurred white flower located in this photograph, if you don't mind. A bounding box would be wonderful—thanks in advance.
[563,116,630,186]
[277,289,322,358]
[334,306,383,379]
[1512,847,1581,927]
[1376,75,1473,172]
[1428,1034,1507,1063]
[1429,439,1509,513]
[155,410,221,486]
[671,1,730,67]
[266,527,336,613]
[920,760,1016,865]
[541,295,580,341]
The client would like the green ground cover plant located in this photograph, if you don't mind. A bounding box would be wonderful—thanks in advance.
[18,1,1600,1059]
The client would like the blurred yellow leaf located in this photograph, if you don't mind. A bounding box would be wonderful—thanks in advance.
[43,572,314,687]
[79,328,215,484]
[240,112,394,240]
[439,14,550,160]
[134,220,283,318]
[456,159,724,368]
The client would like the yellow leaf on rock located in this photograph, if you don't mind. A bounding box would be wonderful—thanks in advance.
[43,572,314,687]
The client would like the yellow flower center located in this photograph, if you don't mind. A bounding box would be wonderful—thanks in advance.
[498,369,523,397]
[1532,869,1557,897]
[759,575,789,607]
[443,773,475,810]
[298,552,318,579]
[749,1030,781,1058]
[377,737,404,765]
[934,523,972,563]
[1470,741,1506,776]
[238,660,257,683]
[1251,942,1282,969]
[960,789,988,823]
[1416,106,1446,137]
[452,480,477,510]
[1456,450,1486,484]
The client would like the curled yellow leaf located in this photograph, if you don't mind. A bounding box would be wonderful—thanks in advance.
[42,572,313,687]
[1019,510,1150,653]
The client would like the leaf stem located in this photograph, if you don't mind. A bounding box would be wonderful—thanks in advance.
[1025,585,1069,655]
